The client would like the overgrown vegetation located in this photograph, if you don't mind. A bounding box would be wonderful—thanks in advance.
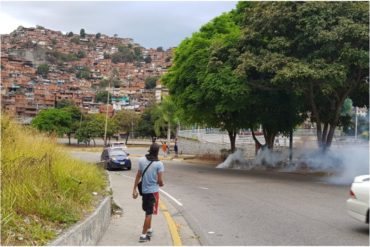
[1,114,107,245]
[111,44,143,64]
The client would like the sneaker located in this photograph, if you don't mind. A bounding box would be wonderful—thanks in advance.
[147,229,153,237]
[139,235,150,242]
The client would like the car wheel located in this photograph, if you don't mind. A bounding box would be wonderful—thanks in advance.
[127,166,131,170]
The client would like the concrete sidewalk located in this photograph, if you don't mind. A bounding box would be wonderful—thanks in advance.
[98,168,200,246]
[98,171,173,246]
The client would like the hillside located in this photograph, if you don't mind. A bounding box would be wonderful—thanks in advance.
[1,26,172,120]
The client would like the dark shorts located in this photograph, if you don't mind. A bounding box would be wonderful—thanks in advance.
[142,192,159,215]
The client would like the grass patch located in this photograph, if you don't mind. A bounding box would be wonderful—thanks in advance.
[1,115,108,245]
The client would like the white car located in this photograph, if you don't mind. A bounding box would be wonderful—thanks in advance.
[346,175,369,224]
[109,142,128,151]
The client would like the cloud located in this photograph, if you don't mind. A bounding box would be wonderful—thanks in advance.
[1,1,237,48]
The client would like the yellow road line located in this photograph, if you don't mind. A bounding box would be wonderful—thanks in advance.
[159,201,182,246]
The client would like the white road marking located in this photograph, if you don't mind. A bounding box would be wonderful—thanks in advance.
[159,188,183,207]
[208,231,215,234]
[121,174,183,207]
[199,187,209,190]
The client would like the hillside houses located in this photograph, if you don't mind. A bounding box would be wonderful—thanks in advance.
[1,26,172,119]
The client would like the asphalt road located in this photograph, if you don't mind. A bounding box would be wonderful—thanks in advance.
[71,149,369,246]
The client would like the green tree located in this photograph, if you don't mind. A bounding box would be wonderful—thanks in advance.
[63,105,83,145]
[37,64,49,77]
[95,91,111,104]
[80,28,86,38]
[67,31,74,37]
[144,76,159,89]
[113,110,140,143]
[236,1,369,150]
[152,96,179,142]
[76,114,117,146]
[133,47,142,60]
[103,52,111,59]
[56,99,75,109]
[71,36,80,44]
[162,12,250,152]
[144,55,152,64]
[31,108,72,136]
[111,45,136,63]
[98,79,109,89]
[111,68,121,88]
[76,50,86,58]
[76,67,91,79]
[96,32,101,39]
[51,38,57,46]
[136,106,160,138]
[156,47,164,52]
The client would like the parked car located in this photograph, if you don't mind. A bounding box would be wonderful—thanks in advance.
[101,148,131,170]
[346,175,369,223]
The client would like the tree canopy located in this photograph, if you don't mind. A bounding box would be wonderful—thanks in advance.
[144,76,159,89]
[80,28,86,38]
[31,108,72,136]
[162,1,368,151]
[37,64,49,77]
[235,1,369,149]
[162,11,252,151]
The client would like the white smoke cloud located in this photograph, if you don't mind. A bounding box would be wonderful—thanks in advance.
[217,144,369,185]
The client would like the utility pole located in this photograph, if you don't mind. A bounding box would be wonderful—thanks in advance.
[289,129,293,164]
[104,81,110,146]
[355,106,358,140]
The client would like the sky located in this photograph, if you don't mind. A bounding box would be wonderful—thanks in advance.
[0,1,238,48]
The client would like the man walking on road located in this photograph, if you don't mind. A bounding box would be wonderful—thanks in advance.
[132,143,164,242]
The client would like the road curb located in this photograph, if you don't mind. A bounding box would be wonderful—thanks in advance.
[159,201,183,246]
[48,196,111,246]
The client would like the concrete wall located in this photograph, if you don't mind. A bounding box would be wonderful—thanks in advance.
[178,138,256,159]
[48,196,111,246]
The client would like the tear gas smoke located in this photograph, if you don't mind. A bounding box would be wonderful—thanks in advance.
[216,145,369,185]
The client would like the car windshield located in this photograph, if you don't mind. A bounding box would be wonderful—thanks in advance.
[110,150,126,156]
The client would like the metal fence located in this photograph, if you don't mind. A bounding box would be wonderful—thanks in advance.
[177,128,350,147]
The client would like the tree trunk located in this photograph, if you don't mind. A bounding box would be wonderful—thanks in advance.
[251,128,262,155]
[325,124,336,149]
[125,132,129,145]
[227,130,237,153]
[263,126,275,150]
[251,128,262,146]
[68,134,71,145]
[310,82,323,148]
[316,122,323,148]
[92,138,96,147]
[266,134,275,150]
[321,123,329,145]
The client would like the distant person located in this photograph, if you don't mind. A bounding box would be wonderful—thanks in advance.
[161,141,168,157]
[132,143,164,242]
[174,142,178,157]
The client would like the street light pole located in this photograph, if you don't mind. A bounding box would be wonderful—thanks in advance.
[104,81,110,146]
[355,106,358,140]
